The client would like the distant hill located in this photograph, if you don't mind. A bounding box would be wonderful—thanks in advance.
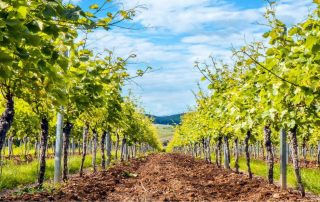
[147,114,183,125]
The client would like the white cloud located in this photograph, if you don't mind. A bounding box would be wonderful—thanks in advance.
[86,31,187,63]
[119,0,261,33]
[120,0,314,33]
[181,35,213,44]
[275,0,316,24]
[85,0,315,115]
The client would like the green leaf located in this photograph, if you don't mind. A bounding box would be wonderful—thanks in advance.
[85,12,94,17]
[57,57,69,72]
[305,35,317,50]
[288,27,299,36]
[120,10,128,18]
[262,31,270,38]
[0,48,14,62]
[36,20,44,31]
[26,35,41,46]
[266,48,275,56]
[0,66,11,79]
[89,4,99,9]
[17,6,28,19]
[79,55,89,62]
[305,95,314,106]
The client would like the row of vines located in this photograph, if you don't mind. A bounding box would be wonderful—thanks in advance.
[168,2,320,197]
[0,0,161,188]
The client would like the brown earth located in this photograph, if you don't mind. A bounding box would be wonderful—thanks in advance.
[1,153,318,201]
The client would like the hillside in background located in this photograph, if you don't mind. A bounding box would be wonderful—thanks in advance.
[147,114,183,125]
[154,124,174,146]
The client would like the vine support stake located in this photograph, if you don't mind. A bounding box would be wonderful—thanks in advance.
[280,129,287,190]
[54,106,64,184]
[223,137,230,169]
[286,143,289,164]
[106,132,112,166]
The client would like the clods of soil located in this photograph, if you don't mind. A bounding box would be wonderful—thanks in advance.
[1,153,318,201]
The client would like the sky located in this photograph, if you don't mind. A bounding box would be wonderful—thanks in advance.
[67,0,315,116]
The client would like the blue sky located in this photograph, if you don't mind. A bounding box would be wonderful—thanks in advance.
[67,0,314,116]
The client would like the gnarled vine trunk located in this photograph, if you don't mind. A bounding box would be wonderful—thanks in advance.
[217,136,222,167]
[106,132,112,166]
[115,133,119,160]
[245,130,252,179]
[126,143,129,160]
[202,138,206,161]
[79,124,89,177]
[0,94,14,153]
[78,139,81,155]
[121,136,127,161]
[92,129,98,172]
[234,138,239,173]
[215,144,219,166]
[264,125,274,184]
[101,131,106,169]
[207,138,211,163]
[38,117,49,188]
[261,141,265,160]
[224,136,230,169]
[63,122,73,181]
[289,125,305,197]
[317,141,320,167]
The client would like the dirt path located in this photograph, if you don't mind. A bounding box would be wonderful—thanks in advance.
[1,153,317,201]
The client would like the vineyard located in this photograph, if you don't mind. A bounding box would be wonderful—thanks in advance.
[168,0,320,199]
[0,0,320,201]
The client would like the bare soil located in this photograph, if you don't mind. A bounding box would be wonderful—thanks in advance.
[1,153,318,201]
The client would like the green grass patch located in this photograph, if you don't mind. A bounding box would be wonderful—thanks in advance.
[0,154,101,191]
[234,157,320,195]
[3,146,54,157]
[155,124,174,142]
[206,153,320,195]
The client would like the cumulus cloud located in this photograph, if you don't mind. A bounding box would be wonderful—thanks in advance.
[119,0,314,33]
[118,0,260,33]
[85,0,314,115]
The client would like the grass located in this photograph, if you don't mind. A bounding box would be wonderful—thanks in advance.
[209,153,320,195]
[234,157,320,195]
[155,124,174,142]
[0,154,101,191]
[3,146,55,157]
[2,143,319,196]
